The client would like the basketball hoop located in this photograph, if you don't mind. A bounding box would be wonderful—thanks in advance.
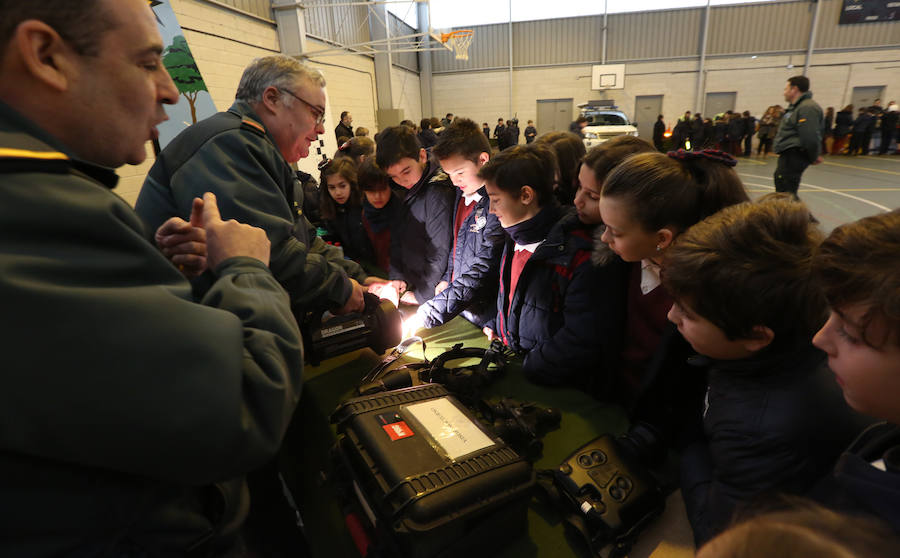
[441,30,474,61]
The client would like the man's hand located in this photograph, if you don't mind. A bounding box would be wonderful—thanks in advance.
[155,197,207,278]
[334,278,366,315]
[202,192,271,268]
[434,281,449,296]
[812,156,824,165]
[400,291,419,305]
[483,327,495,341]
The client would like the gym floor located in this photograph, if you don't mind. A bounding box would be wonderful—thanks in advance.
[736,153,900,231]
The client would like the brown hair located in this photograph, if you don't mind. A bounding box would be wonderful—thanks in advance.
[356,158,390,192]
[534,131,586,204]
[700,501,900,558]
[663,197,827,344]
[581,136,655,186]
[813,209,900,348]
[318,158,361,220]
[334,136,374,162]
[601,151,749,233]
[433,118,491,165]
[478,143,557,206]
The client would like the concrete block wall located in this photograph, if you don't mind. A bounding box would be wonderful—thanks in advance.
[391,67,423,124]
[432,48,900,144]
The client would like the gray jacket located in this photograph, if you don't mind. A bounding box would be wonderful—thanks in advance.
[774,91,824,162]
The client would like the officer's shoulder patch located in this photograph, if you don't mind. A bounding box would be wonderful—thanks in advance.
[0,147,70,174]
[798,118,807,123]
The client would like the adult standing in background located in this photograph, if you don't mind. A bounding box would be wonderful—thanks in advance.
[335,110,353,142]
[493,118,506,143]
[653,114,666,152]
[773,75,823,198]
[756,107,777,157]
[441,112,454,129]
[690,113,705,150]
[569,115,588,138]
[879,101,898,155]
[524,120,537,143]
[831,104,854,155]
[741,111,756,156]
[822,106,834,155]
[0,1,304,554]
[849,107,874,156]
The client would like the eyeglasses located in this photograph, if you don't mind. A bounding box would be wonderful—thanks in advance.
[279,88,326,126]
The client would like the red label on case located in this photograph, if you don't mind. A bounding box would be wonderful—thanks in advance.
[383,421,414,441]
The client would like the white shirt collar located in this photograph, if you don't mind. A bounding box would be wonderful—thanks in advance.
[640,259,662,295]
[463,191,482,206]
[514,240,542,253]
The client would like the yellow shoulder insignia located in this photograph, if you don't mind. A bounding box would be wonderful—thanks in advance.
[241,118,266,135]
[0,147,68,161]
[798,118,807,123]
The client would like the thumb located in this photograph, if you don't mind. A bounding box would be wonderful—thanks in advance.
[190,197,204,228]
[201,192,222,226]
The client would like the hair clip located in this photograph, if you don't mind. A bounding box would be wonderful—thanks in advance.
[666,149,737,167]
[317,156,332,171]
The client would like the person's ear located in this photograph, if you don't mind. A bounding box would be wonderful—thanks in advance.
[260,86,282,115]
[418,148,427,165]
[655,227,677,251]
[15,20,74,92]
[740,325,775,353]
[519,185,536,206]
[477,152,490,167]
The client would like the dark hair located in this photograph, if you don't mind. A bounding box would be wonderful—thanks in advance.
[842,104,854,112]
[354,127,369,137]
[399,119,415,130]
[357,158,391,192]
[813,209,900,348]
[788,75,810,93]
[663,197,827,345]
[0,0,115,57]
[446,113,453,118]
[601,151,749,233]
[478,143,557,206]
[340,111,350,120]
[498,118,504,122]
[334,136,374,161]
[319,158,361,220]
[432,118,491,164]
[419,118,431,130]
[375,125,422,169]
[534,131,587,204]
[582,136,655,186]
[575,116,588,124]
[702,500,900,558]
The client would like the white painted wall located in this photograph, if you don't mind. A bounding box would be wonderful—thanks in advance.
[431,48,900,144]
[391,66,424,124]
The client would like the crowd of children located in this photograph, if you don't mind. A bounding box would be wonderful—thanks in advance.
[306,114,899,549]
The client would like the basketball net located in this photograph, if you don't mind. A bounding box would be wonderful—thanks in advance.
[442,30,474,61]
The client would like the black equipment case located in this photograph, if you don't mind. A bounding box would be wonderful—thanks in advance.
[331,384,535,558]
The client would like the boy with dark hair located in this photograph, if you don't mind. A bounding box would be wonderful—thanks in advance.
[662,197,867,546]
[405,118,505,333]
[477,144,621,390]
[811,209,900,533]
[375,125,455,304]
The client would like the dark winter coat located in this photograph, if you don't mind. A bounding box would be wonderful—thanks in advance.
[488,208,629,391]
[681,344,869,545]
[418,128,439,149]
[389,157,456,303]
[774,91,824,162]
[813,423,900,535]
[852,113,876,134]
[524,125,537,143]
[502,124,520,150]
[324,203,378,274]
[653,120,666,143]
[418,188,505,328]
[334,121,353,142]
[833,110,854,136]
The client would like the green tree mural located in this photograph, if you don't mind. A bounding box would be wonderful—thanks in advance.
[163,35,207,125]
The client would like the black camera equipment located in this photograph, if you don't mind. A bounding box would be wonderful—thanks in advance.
[548,422,666,557]
[480,398,561,460]
[330,384,535,558]
[303,291,402,365]
[356,340,513,402]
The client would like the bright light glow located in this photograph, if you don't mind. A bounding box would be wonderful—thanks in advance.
[387,1,419,29]
[376,284,400,308]
[430,0,777,29]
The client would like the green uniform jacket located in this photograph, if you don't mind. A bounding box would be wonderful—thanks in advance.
[0,100,303,556]
[773,91,824,162]
[136,101,365,320]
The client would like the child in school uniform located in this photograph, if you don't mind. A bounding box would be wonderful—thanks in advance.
[318,158,379,276]
[596,149,749,444]
[661,197,867,546]
[810,209,900,534]
[477,143,623,391]
[375,126,455,305]
[356,159,402,277]
[406,119,505,332]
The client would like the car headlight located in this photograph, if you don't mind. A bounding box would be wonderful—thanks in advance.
[584,132,598,139]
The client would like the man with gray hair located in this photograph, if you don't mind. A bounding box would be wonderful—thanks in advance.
[137,54,369,320]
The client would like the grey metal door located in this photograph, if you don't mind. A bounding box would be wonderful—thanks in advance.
[705,92,737,118]
[634,95,663,140]
[537,98,573,135]
[850,86,884,111]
